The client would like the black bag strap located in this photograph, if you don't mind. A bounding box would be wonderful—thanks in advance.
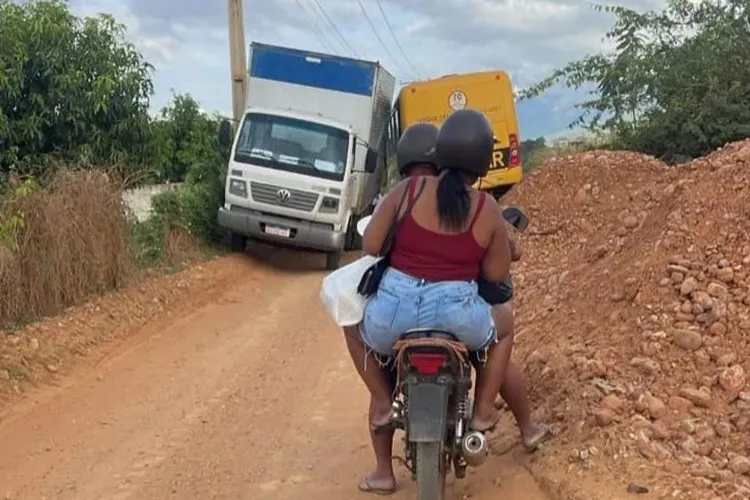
[379,177,427,256]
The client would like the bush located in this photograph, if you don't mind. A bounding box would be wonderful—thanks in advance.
[129,215,170,267]
[0,167,216,328]
[520,1,750,163]
[0,170,130,325]
[150,157,227,244]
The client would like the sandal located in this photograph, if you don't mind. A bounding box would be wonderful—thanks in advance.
[470,414,500,434]
[358,475,396,496]
[522,423,553,452]
[371,402,402,435]
[371,420,397,435]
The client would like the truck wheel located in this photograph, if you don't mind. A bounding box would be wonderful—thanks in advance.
[230,233,247,252]
[325,251,342,270]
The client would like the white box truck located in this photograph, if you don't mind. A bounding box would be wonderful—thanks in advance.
[217,42,396,269]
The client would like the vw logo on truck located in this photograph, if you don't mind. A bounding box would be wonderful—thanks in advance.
[276,189,291,204]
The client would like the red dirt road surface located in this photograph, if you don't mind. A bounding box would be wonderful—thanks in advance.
[0,251,552,500]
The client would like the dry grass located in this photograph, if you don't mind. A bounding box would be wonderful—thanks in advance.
[0,171,131,326]
[164,226,203,261]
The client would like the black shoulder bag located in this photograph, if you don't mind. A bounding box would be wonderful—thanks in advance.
[357,178,426,297]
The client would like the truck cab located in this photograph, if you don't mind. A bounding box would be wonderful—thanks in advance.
[217,43,395,269]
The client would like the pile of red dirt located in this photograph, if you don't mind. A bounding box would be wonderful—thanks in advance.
[504,142,750,499]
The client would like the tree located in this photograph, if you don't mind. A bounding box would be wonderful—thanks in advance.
[519,0,750,163]
[520,137,546,159]
[153,93,226,183]
[149,93,230,241]
[0,0,155,178]
[520,137,547,171]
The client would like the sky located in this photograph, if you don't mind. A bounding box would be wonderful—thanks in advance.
[68,0,667,139]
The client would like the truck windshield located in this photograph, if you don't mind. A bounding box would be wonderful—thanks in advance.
[233,113,349,181]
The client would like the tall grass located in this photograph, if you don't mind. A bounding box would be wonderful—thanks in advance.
[0,171,130,326]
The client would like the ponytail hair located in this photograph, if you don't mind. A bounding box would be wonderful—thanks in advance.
[436,168,471,231]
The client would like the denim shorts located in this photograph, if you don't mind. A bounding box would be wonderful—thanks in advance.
[360,267,496,356]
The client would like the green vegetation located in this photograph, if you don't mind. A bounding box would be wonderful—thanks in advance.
[0,0,227,186]
[0,0,229,329]
[0,0,229,243]
[519,135,617,172]
[520,138,548,171]
[520,0,750,163]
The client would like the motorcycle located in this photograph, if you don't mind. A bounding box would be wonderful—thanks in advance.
[356,206,528,500]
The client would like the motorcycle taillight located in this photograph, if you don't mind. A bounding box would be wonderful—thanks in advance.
[408,353,447,375]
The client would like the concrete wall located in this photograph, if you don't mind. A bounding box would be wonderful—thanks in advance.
[122,183,183,222]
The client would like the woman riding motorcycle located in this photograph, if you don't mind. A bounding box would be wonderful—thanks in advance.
[346,120,550,494]
[360,108,514,436]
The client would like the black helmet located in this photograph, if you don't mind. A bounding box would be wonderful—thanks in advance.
[397,122,439,174]
[435,109,494,178]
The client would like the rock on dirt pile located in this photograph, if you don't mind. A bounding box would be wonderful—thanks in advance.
[504,143,750,499]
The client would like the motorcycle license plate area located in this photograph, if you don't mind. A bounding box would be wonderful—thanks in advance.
[407,383,450,442]
[264,224,290,238]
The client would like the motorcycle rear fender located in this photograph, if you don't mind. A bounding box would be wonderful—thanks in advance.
[406,382,450,443]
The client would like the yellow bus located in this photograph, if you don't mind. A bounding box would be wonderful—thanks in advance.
[383,70,523,198]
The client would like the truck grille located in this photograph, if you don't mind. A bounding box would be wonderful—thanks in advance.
[249,182,319,212]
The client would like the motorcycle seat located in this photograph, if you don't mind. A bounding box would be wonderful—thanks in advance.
[399,328,461,342]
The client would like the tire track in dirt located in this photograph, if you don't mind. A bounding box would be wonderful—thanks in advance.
[0,247,552,500]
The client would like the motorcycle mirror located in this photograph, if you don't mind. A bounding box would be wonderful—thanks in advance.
[356,215,372,237]
[501,206,529,232]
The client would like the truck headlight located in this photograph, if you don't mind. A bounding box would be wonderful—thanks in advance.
[229,179,247,198]
[320,196,339,213]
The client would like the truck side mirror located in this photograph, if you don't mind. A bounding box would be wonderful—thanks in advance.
[364,149,377,173]
[219,119,233,148]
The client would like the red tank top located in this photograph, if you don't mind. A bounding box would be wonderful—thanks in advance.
[390,177,487,281]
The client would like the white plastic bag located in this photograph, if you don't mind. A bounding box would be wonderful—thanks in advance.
[320,254,381,326]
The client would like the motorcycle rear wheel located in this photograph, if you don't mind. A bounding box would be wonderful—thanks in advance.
[416,442,447,500]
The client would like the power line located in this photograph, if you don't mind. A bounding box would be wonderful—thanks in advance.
[355,0,410,78]
[309,0,358,57]
[304,0,348,55]
[374,0,420,78]
[295,0,338,54]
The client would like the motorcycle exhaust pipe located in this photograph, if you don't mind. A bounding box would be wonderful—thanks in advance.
[389,400,404,427]
[461,431,489,467]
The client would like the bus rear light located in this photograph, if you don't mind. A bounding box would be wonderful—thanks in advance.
[509,134,520,167]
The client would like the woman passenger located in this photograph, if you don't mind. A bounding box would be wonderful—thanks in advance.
[359,108,513,434]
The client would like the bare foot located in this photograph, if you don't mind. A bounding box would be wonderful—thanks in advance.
[359,472,396,495]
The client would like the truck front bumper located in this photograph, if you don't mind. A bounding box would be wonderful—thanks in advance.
[218,206,345,252]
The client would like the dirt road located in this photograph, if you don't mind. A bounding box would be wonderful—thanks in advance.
[0,248,551,500]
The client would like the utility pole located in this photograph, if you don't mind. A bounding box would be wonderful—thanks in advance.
[228,0,247,124]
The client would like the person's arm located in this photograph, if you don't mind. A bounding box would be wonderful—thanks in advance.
[508,231,522,261]
[498,205,522,261]
[362,179,409,256]
[480,199,512,282]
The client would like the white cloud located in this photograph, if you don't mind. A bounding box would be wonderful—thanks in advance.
[64,0,668,137]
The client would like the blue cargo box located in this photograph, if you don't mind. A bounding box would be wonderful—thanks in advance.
[249,42,378,97]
